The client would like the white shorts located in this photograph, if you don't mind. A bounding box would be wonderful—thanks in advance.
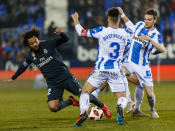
[123,61,153,87]
[87,70,126,93]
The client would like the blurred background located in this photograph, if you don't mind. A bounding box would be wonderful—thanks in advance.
[0,0,174,81]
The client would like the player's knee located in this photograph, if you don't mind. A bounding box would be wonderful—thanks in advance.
[48,103,58,112]
[147,92,154,98]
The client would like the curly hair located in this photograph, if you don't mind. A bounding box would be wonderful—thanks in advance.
[22,27,41,47]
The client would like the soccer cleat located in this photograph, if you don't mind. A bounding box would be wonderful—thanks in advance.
[67,96,79,106]
[150,110,159,118]
[74,112,88,127]
[116,105,124,125]
[132,109,150,117]
[102,104,112,118]
[126,101,135,114]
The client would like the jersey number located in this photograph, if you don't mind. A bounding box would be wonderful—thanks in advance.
[109,42,120,59]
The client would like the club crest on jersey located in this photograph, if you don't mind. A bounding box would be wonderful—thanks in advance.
[147,33,152,37]
[44,49,48,54]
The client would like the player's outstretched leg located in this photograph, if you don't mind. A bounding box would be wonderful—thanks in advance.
[102,103,112,118]
[75,92,90,127]
[126,100,135,114]
[67,96,79,106]
[116,104,124,125]
[132,85,150,117]
[74,112,88,127]
[89,94,111,118]
[147,96,159,118]
[116,97,127,125]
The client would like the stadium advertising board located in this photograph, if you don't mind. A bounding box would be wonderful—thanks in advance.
[0,43,175,70]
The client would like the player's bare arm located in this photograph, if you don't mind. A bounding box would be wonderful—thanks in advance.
[117,7,129,23]
[71,12,80,25]
[117,7,135,33]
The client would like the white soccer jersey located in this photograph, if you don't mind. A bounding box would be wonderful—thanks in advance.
[75,21,135,72]
[127,21,163,66]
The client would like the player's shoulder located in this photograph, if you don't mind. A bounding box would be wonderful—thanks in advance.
[91,26,105,33]
[40,40,46,43]
[135,21,145,29]
[153,27,160,34]
[136,21,144,26]
[150,27,161,38]
[154,28,163,39]
[39,40,46,46]
[124,28,133,35]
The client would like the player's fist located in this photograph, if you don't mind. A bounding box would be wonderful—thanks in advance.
[71,12,79,20]
[117,7,123,15]
[54,28,62,35]
[4,79,14,83]
[139,34,150,41]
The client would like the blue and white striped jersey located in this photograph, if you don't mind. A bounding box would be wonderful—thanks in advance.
[127,21,163,66]
[85,22,134,71]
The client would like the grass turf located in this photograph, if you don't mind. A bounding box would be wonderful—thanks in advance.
[0,80,175,131]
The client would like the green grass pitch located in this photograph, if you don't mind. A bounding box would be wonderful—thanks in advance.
[0,80,175,131]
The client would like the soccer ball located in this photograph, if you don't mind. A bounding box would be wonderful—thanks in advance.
[88,107,104,121]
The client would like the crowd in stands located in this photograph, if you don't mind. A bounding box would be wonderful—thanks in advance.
[0,0,45,66]
[68,0,175,45]
[0,0,175,68]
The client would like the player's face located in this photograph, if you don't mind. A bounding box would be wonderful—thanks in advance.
[144,14,156,29]
[28,36,40,51]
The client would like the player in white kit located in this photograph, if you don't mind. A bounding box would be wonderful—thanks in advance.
[71,7,135,126]
[122,8,165,118]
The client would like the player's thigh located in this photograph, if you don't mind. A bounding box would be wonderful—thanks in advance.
[108,74,126,93]
[122,62,135,75]
[136,66,153,87]
[81,81,96,94]
[98,80,108,91]
[47,83,64,102]
[63,76,82,96]
[87,71,107,90]
[127,74,140,85]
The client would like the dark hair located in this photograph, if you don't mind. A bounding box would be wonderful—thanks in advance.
[107,7,120,23]
[145,8,157,19]
[22,27,41,46]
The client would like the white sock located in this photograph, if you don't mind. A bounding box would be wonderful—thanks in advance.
[134,85,144,111]
[123,76,131,102]
[117,97,128,109]
[91,88,101,98]
[80,92,90,115]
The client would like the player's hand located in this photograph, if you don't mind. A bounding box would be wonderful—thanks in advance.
[4,79,15,83]
[71,12,79,20]
[117,7,123,15]
[139,34,151,41]
[54,28,62,35]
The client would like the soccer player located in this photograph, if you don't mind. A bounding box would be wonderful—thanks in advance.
[71,7,135,126]
[122,8,165,118]
[4,27,111,115]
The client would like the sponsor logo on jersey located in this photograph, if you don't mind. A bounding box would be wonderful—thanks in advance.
[44,49,48,54]
[37,56,53,68]
[133,36,148,46]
